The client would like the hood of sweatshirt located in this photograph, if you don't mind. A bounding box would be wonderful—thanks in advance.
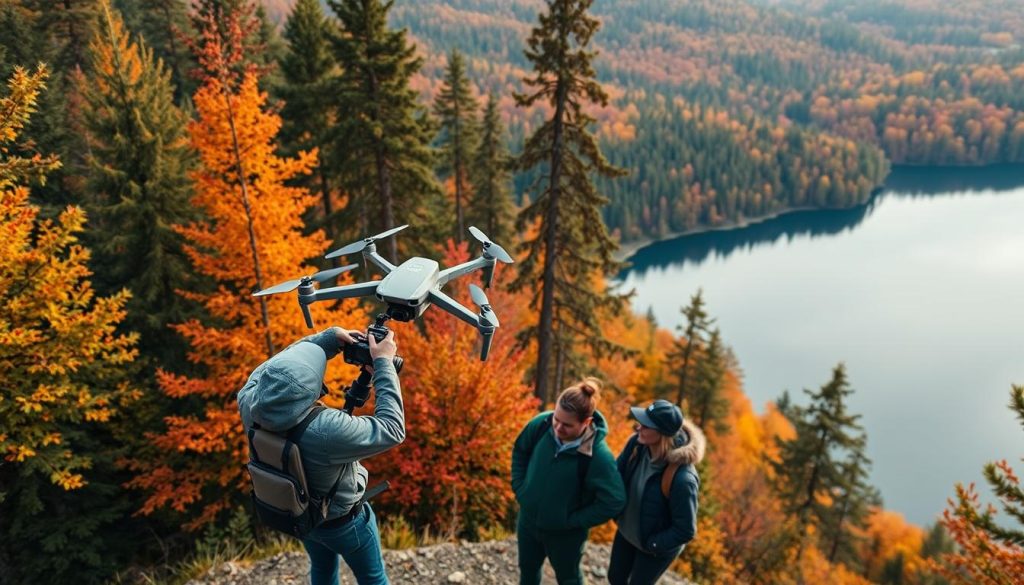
[238,340,325,432]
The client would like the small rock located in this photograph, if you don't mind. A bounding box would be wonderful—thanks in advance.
[447,570,466,583]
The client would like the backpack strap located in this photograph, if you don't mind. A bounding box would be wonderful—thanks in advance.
[661,462,682,499]
[281,405,326,476]
[531,413,553,448]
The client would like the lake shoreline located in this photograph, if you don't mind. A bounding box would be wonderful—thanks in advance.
[615,161,1024,263]
[615,203,852,263]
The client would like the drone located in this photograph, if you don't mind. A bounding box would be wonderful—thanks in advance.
[254,225,514,361]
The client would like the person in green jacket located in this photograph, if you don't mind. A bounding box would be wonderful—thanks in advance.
[511,377,627,585]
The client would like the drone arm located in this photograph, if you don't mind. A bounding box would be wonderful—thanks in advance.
[362,246,396,274]
[438,256,493,287]
[428,289,482,329]
[309,281,380,302]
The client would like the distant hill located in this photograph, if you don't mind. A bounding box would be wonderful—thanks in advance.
[265,0,1024,242]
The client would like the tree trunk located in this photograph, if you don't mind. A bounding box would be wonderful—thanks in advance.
[534,78,567,406]
[222,81,274,358]
[453,110,464,242]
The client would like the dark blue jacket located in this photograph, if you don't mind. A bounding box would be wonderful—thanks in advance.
[615,420,705,557]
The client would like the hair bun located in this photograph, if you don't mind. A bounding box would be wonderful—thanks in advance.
[579,376,602,397]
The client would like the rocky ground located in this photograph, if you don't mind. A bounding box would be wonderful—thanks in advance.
[188,537,694,584]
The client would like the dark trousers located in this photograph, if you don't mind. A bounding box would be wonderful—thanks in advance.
[517,517,589,585]
[607,530,677,585]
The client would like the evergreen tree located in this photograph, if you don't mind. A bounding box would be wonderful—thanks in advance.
[468,93,514,245]
[688,327,730,433]
[434,48,478,242]
[278,0,337,244]
[326,0,447,261]
[667,288,714,406]
[824,447,880,567]
[939,384,1024,583]
[772,363,875,564]
[78,1,198,367]
[114,0,195,101]
[512,0,628,403]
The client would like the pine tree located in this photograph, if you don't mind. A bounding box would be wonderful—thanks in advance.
[468,93,514,245]
[434,48,478,242]
[278,0,337,244]
[938,384,1024,583]
[114,0,196,101]
[688,327,730,433]
[824,447,880,567]
[78,1,198,367]
[667,288,714,406]
[772,363,875,564]
[326,0,448,262]
[125,67,365,530]
[0,65,140,584]
[512,0,628,403]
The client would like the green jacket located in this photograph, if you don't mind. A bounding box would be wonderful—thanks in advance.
[511,410,626,532]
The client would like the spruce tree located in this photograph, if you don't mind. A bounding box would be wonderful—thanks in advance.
[513,0,628,403]
[689,327,730,433]
[278,0,337,244]
[667,288,715,406]
[78,2,198,368]
[434,48,478,241]
[468,93,514,245]
[326,0,447,261]
[114,0,195,101]
[772,363,875,563]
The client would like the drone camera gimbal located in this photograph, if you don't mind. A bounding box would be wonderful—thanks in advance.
[254,225,514,361]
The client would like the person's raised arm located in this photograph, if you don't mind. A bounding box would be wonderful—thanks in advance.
[320,330,406,463]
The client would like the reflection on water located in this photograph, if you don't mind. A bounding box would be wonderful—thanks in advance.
[621,164,1024,278]
[616,164,1024,526]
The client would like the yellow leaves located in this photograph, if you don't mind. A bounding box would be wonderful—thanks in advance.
[51,470,85,491]
[12,445,37,461]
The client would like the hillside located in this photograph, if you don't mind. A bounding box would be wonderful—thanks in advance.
[259,0,1024,242]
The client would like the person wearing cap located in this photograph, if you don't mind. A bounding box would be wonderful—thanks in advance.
[607,399,706,585]
[511,377,627,585]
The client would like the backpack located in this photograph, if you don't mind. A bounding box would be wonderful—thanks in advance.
[531,413,591,487]
[246,405,340,538]
[627,439,683,498]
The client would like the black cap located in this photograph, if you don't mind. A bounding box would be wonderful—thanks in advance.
[630,399,684,436]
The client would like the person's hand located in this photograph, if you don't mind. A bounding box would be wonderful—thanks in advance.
[332,327,362,346]
[368,329,397,361]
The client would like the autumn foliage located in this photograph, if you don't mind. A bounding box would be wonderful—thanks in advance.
[369,241,537,537]
[124,67,364,529]
[1,66,137,492]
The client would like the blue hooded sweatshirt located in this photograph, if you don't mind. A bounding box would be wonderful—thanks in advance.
[237,329,405,519]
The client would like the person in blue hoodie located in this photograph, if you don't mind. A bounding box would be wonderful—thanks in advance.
[238,326,404,585]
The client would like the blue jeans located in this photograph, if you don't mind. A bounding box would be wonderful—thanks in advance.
[607,530,677,585]
[302,503,388,585]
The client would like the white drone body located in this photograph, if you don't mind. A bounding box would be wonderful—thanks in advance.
[254,225,511,360]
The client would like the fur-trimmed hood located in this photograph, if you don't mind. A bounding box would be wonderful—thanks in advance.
[666,419,706,467]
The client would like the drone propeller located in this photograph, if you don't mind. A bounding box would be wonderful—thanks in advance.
[469,284,500,328]
[253,264,358,297]
[468,226,514,265]
[326,224,409,259]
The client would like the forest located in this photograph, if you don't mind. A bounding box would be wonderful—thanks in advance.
[1,1,1023,584]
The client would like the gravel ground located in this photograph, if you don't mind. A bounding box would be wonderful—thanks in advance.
[187,538,694,584]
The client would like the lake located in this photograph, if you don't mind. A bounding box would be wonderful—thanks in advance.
[616,164,1024,526]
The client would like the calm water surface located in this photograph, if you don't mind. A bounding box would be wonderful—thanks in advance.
[617,165,1024,526]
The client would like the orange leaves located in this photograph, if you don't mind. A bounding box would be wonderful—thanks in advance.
[938,482,1024,584]
[128,65,364,527]
[369,241,537,536]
